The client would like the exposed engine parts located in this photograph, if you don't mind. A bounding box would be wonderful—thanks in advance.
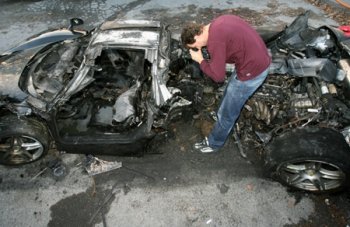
[234,10,350,146]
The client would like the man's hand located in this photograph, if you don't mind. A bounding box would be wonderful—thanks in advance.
[189,49,204,64]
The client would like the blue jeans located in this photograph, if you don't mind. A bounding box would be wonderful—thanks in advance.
[208,68,269,149]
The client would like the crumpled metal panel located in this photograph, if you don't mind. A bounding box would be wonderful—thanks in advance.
[91,30,159,47]
[113,81,140,123]
[151,61,172,106]
[152,78,172,106]
[52,60,94,110]
[0,51,33,102]
[287,58,337,82]
[341,39,350,53]
[100,20,161,30]
[47,42,79,80]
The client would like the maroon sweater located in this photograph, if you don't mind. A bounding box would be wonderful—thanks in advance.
[200,15,271,82]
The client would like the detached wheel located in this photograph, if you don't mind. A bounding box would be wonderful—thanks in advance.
[265,127,350,192]
[0,115,49,166]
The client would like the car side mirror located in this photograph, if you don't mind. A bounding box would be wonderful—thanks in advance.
[68,18,84,31]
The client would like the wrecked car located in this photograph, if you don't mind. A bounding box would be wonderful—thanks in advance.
[239,11,350,192]
[0,18,194,166]
[1,12,350,193]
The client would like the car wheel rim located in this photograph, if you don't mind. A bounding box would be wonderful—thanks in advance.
[278,160,345,191]
[0,135,44,165]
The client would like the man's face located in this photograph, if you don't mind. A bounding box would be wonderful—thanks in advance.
[187,34,206,51]
[187,43,200,52]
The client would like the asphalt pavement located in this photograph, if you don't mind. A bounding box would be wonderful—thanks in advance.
[1,0,350,226]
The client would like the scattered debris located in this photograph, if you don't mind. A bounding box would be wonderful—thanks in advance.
[84,155,122,176]
[30,167,49,182]
[206,219,213,224]
[29,158,67,181]
[246,184,254,191]
[52,164,67,178]
[209,111,217,121]
[47,159,67,178]
[217,183,229,194]
[325,198,330,205]
[233,130,247,159]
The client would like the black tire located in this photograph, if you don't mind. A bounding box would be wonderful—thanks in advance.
[0,115,50,166]
[265,127,350,193]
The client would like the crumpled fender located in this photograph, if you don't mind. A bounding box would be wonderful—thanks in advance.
[1,29,86,56]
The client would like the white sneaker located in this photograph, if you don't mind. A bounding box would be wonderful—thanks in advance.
[194,137,217,153]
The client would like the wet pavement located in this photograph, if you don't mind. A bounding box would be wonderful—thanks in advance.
[1,0,350,226]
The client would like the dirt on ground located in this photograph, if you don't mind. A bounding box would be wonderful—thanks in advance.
[307,0,350,25]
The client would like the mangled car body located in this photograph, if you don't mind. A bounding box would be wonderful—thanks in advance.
[1,12,350,193]
[0,18,192,165]
[239,11,350,192]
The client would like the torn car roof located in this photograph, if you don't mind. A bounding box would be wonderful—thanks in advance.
[90,20,162,47]
[91,30,160,47]
[99,20,161,30]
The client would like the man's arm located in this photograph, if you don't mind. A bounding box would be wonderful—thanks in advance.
[199,42,227,83]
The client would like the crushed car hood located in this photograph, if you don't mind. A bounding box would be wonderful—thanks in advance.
[0,29,86,102]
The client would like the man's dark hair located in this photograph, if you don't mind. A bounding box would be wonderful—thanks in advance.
[181,23,203,47]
